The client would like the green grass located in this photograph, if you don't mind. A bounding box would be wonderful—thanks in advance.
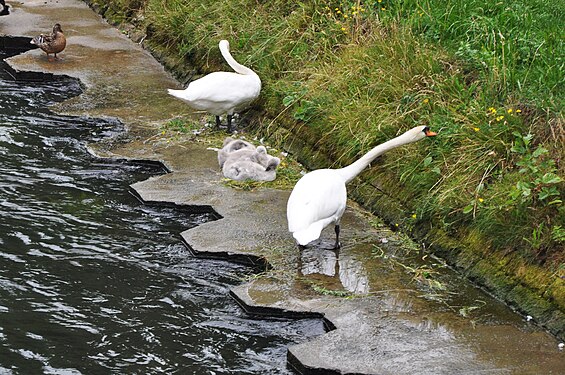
[86,0,564,266]
[162,117,200,134]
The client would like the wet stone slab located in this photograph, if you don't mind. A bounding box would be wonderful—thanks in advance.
[2,1,564,374]
[1,0,188,125]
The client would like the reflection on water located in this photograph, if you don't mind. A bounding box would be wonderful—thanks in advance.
[300,249,337,277]
[0,47,324,374]
[300,236,565,373]
[338,255,369,294]
[300,248,369,294]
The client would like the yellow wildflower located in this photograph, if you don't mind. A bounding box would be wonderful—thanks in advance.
[423,98,429,104]
[478,198,484,203]
[516,109,522,113]
[473,127,480,132]
[343,14,348,18]
[412,214,417,219]
[496,115,504,122]
[488,107,497,114]
[507,108,513,114]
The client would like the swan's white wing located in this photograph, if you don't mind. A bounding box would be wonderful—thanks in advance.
[169,72,260,115]
[287,170,347,245]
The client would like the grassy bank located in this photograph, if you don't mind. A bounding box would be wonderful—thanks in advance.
[84,0,564,335]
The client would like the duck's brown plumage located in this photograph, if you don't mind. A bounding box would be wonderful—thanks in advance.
[31,23,66,59]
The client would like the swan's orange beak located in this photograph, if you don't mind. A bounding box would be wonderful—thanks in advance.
[424,128,437,137]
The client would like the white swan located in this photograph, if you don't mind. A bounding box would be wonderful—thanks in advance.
[287,125,437,248]
[167,40,261,133]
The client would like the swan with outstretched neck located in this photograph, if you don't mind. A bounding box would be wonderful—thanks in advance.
[167,40,261,133]
[287,125,437,249]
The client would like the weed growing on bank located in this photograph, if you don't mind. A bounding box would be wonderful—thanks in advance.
[88,0,563,267]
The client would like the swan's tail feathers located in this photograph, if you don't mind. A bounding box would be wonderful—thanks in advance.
[167,88,190,102]
[292,222,325,246]
[167,88,181,98]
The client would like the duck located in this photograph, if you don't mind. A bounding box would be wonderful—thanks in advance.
[167,40,261,133]
[287,125,437,249]
[30,23,67,60]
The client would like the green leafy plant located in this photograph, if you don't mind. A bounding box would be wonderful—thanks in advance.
[524,223,545,251]
[551,226,565,244]
[509,132,562,206]
[283,87,318,122]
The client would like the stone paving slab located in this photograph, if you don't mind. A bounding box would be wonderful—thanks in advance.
[1,0,188,126]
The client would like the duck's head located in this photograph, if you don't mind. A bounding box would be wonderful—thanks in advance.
[53,23,63,33]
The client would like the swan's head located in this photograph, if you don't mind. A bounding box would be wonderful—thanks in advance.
[401,126,437,143]
[219,40,230,50]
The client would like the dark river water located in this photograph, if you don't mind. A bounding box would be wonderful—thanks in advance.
[0,47,323,374]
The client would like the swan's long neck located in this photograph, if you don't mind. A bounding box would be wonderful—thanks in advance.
[220,42,258,77]
[337,132,419,184]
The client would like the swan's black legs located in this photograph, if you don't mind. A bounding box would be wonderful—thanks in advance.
[215,115,234,133]
[334,224,341,249]
[227,114,233,133]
